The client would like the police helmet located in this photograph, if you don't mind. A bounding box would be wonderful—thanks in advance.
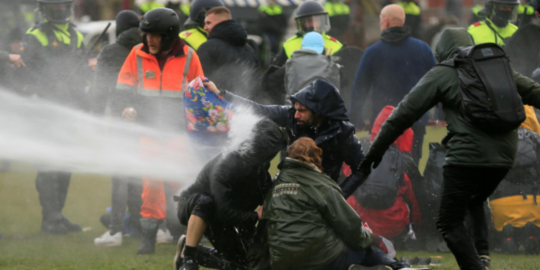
[37,0,74,24]
[481,0,519,27]
[295,1,331,35]
[189,0,225,27]
[140,8,181,51]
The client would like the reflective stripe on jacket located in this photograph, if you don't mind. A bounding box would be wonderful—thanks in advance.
[26,23,84,48]
[283,34,343,58]
[116,43,204,98]
[468,19,518,46]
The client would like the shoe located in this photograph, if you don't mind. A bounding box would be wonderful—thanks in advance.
[157,228,173,244]
[61,215,82,232]
[94,231,122,247]
[173,234,233,270]
[480,255,490,270]
[41,220,68,235]
[137,218,160,255]
[174,235,186,270]
[180,257,199,270]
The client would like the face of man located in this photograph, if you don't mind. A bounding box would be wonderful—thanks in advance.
[204,13,224,34]
[294,102,315,127]
[146,33,162,54]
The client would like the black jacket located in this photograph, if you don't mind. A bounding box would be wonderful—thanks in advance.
[92,27,141,115]
[181,118,287,227]
[222,80,365,197]
[197,20,261,99]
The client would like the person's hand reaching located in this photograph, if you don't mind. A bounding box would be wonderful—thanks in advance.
[202,77,221,95]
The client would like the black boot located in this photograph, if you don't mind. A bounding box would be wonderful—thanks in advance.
[137,218,161,255]
[41,215,68,235]
[37,172,72,235]
[174,235,243,270]
[61,214,82,232]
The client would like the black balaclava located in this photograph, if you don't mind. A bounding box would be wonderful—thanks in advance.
[115,10,140,37]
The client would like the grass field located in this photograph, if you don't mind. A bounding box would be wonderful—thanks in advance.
[1,126,538,269]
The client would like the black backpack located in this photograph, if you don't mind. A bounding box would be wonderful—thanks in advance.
[440,43,525,133]
[354,145,404,209]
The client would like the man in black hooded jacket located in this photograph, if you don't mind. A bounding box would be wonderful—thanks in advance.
[204,79,365,199]
[174,118,287,270]
[197,7,260,98]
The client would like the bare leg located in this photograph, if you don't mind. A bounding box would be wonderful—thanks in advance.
[186,214,206,247]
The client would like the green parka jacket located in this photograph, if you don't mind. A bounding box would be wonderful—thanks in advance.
[369,28,540,168]
[262,158,372,270]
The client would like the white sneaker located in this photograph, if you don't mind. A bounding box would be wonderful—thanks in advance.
[94,231,122,247]
[157,228,173,244]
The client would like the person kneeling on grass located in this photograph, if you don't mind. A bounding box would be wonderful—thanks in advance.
[261,137,416,270]
[174,118,287,270]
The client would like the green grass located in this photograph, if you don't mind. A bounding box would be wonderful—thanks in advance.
[1,127,538,269]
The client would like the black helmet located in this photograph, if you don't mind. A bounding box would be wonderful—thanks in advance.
[140,8,181,52]
[295,1,330,35]
[189,0,225,27]
[37,0,74,24]
[482,0,519,27]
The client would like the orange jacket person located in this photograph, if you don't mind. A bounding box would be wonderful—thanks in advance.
[115,7,204,255]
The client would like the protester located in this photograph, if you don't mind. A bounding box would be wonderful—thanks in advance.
[349,4,435,163]
[180,0,225,50]
[263,137,413,270]
[21,0,88,235]
[115,7,204,254]
[360,28,540,270]
[174,118,287,270]
[204,79,366,199]
[347,106,424,250]
[197,7,260,98]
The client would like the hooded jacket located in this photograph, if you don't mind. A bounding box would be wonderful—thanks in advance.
[181,118,287,227]
[93,27,141,114]
[346,106,423,239]
[221,79,364,184]
[263,158,372,270]
[368,28,540,169]
[197,20,260,98]
[349,26,435,128]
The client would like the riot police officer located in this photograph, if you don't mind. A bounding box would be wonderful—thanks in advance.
[179,0,224,50]
[21,0,87,235]
[273,1,343,67]
[468,0,520,46]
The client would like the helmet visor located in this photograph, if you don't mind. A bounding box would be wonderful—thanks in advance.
[40,3,73,23]
[296,14,331,35]
[492,3,518,23]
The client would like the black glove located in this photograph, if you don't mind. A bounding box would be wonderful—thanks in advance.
[358,153,383,176]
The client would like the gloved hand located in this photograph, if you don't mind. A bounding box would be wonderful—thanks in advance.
[358,153,383,176]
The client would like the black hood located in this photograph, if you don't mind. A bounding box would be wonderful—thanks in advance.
[290,79,348,121]
[115,10,140,37]
[116,27,141,49]
[380,26,411,44]
[208,20,247,46]
[238,118,287,164]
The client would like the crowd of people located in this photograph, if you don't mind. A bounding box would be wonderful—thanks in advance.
[3,0,540,269]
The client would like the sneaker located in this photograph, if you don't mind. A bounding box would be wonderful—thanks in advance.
[174,235,186,270]
[157,228,173,244]
[94,231,122,247]
[479,255,490,270]
[180,257,199,270]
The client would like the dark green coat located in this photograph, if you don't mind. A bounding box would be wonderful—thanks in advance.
[262,158,372,270]
[369,28,540,169]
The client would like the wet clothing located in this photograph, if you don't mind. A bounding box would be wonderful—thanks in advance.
[397,1,422,39]
[220,80,365,190]
[92,27,141,114]
[468,18,518,47]
[273,33,343,67]
[366,28,540,270]
[263,158,372,270]
[347,106,423,239]
[349,26,435,128]
[180,27,208,50]
[178,119,287,264]
[197,20,260,98]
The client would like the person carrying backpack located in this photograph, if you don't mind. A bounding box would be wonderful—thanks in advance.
[347,106,423,249]
[360,28,540,270]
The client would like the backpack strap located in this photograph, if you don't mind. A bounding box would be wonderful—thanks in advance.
[437,59,455,67]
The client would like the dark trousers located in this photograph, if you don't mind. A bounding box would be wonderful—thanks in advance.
[324,245,397,270]
[36,171,71,222]
[436,166,509,270]
[411,124,426,164]
[110,176,142,234]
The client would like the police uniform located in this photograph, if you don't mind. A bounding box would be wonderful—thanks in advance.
[468,18,518,46]
[179,27,208,50]
[324,1,350,39]
[273,34,343,66]
[397,1,422,38]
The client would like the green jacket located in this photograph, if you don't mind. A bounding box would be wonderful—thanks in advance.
[262,158,372,270]
[369,28,540,169]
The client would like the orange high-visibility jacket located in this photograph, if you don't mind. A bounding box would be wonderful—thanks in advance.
[117,43,204,98]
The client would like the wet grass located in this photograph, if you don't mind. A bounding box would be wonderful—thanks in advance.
[1,126,538,269]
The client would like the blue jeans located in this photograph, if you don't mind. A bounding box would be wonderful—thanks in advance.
[323,245,396,270]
